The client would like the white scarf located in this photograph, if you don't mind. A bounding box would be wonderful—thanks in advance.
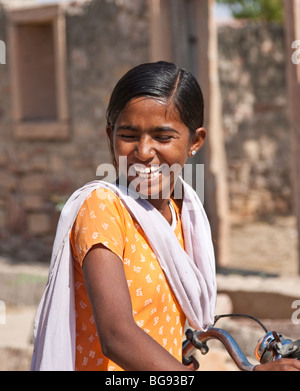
[31,178,216,371]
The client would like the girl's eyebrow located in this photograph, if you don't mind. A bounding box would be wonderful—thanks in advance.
[155,126,181,135]
[116,124,137,131]
[116,124,181,134]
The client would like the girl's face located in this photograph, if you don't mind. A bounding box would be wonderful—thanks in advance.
[107,97,206,200]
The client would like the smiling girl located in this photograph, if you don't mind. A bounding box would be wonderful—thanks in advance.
[31,62,300,372]
[71,62,211,371]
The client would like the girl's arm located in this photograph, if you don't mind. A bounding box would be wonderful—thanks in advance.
[82,243,194,371]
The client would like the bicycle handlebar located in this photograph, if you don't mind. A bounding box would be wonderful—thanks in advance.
[182,314,300,371]
[182,327,255,371]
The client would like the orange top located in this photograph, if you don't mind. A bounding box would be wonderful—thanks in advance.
[70,187,186,371]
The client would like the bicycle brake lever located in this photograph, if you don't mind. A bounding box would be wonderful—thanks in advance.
[255,331,300,363]
[274,339,300,359]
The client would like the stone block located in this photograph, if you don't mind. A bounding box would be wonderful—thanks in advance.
[49,155,66,173]
[27,213,50,236]
[20,174,45,194]
[215,293,233,315]
[23,195,45,211]
[30,155,49,172]
[0,172,16,190]
[217,274,300,319]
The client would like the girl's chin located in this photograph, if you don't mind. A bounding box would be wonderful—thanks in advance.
[127,173,172,199]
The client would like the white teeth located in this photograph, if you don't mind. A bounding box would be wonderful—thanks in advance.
[132,164,160,179]
[139,171,159,179]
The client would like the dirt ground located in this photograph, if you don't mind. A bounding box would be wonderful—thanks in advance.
[0,214,299,371]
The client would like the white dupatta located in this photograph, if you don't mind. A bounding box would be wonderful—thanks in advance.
[31,178,216,371]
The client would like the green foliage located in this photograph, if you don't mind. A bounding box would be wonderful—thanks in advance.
[216,0,283,23]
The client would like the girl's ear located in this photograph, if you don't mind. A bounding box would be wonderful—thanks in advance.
[189,127,206,157]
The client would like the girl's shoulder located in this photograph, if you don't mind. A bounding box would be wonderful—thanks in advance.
[82,187,129,216]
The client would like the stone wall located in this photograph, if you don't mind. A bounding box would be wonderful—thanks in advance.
[218,22,291,218]
[0,4,293,261]
[0,0,150,261]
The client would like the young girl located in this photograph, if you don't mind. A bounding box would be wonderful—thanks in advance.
[31,62,300,372]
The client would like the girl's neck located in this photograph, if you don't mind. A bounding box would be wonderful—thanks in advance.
[147,197,173,225]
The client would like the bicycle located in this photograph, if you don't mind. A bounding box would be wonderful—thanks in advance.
[182,314,300,371]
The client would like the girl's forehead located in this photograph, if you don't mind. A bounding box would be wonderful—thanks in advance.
[120,97,181,122]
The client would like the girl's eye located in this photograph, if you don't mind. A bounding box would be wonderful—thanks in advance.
[119,134,136,140]
[155,135,173,142]
[117,133,173,142]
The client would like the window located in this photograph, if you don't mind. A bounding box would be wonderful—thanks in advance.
[7,5,69,139]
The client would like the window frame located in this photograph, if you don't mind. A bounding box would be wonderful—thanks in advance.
[7,5,69,140]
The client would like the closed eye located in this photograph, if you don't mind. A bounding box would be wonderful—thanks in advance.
[119,134,136,139]
[154,135,173,142]
[116,131,138,141]
[115,125,180,143]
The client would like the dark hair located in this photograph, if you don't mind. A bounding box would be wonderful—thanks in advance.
[106,61,204,133]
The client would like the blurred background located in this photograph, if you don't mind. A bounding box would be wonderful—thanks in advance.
[0,0,299,370]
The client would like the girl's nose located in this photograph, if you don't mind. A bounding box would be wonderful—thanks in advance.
[135,137,154,161]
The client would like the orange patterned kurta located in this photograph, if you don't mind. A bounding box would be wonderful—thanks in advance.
[70,187,186,371]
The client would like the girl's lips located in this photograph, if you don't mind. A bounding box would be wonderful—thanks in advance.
[137,170,160,179]
[125,163,177,198]
[129,164,161,179]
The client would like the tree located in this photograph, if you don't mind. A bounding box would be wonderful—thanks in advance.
[217,0,284,22]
